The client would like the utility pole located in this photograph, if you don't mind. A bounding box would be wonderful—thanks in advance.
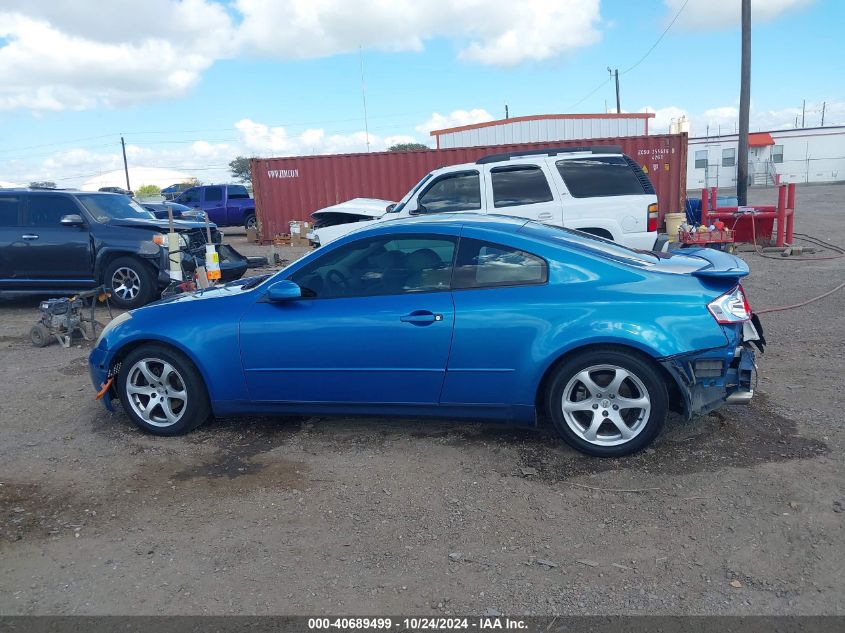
[736,0,751,206]
[607,67,620,112]
[801,99,805,128]
[505,104,509,119]
[120,136,130,191]
[358,46,370,152]
[821,101,825,126]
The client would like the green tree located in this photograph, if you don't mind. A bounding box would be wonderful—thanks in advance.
[29,180,57,188]
[135,184,161,198]
[183,177,201,187]
[387,142,429,152]
[229,156,253,183]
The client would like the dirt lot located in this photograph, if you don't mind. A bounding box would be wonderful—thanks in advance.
[1,185,843,615]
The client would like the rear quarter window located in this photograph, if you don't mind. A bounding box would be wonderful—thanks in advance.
[557,156,647,198]
[520,221,658,268]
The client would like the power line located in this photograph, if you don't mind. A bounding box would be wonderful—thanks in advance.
[622,0,689,75]
[566,77,611,110]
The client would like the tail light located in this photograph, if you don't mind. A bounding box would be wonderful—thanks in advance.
[647,203,659,232]
[707,284,752,324]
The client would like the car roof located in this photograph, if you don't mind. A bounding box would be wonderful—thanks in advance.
[0,188,117,195]
[429,147,625,174]
[357,212,528,236]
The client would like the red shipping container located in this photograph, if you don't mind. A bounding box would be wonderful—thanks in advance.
[251,134,687,241]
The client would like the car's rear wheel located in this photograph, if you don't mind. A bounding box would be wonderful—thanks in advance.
[545,348,668,457]
[244,213,257,230]
[117,344,211,436]
[104,257,156,309]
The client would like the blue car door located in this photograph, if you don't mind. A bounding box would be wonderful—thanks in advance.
[239,233,457,405]
[440,233,550,408]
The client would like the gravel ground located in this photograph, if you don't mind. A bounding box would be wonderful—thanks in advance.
[0,184,843,615]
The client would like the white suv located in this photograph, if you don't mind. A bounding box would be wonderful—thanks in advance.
[312,145,664,250]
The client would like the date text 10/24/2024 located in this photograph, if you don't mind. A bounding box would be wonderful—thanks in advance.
[308,618,529,630]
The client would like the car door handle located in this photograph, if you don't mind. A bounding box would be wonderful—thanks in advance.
[21,234,39,240]
[400,311,443,324]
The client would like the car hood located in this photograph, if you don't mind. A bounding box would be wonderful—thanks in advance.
[107,217,216,231]
[311,198,395,219]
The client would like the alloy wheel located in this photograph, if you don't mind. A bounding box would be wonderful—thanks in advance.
[111,267,141,302]
[561,364,651,447]
[125,358,188,427]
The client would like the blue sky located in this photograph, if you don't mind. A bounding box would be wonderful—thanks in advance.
[0,0,841,187]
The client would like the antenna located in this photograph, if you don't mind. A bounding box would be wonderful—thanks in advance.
[358,46,370,152]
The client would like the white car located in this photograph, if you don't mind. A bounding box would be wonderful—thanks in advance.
[312,146,666,251]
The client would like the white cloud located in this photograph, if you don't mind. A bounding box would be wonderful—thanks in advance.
[0,2,233,111]
[415,109,495,134]
[640,100,844,136]
[666,0,815,29]
[234,119,425,155]
[0,0,602,113]
[235,0,601,66]
[639,105,689,133]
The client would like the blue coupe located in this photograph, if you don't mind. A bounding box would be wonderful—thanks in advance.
[90,214,761,456]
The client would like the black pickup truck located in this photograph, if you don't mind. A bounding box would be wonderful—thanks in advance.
[0,188,248,308]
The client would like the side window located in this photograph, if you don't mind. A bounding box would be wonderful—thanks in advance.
[453,238,547,290]
[556,157,647,198]
[0,195,22,226]
[772,145,784,164]
[491,166,554,208]
[694,150,708,169]
[289,235,456,298]
[417,171,481,213]
[227,185,250,199]
[722,148,736,167]
[204,187,223,203]
[26,195,81,226]
[179,189,200,205]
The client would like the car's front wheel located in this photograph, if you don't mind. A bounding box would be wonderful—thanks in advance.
[117,344,211,435]
[104,256,156,309]
[545,348,668,457]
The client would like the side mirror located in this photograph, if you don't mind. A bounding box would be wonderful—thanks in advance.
[266,280,302,302]
[385,203,396,213]
[60,214,85,226]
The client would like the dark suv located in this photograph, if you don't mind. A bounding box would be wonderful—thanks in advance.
[0,189,248,308]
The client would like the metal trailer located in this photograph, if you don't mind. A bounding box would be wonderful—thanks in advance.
[251,134,688,242]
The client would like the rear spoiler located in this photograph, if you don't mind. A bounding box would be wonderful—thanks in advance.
[685,248,750,279]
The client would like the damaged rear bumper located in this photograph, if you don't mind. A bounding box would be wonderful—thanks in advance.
[660,343,756,419]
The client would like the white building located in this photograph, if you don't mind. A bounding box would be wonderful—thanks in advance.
[430,113,655,149]
[687,126,845,190]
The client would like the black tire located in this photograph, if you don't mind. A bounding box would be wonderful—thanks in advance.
[244,213,257,231]
[116,344,211,436]
[103,256,156,309]
[30,324,51,347]
[544,347,668,457]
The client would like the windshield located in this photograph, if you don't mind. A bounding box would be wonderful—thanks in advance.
[77,193,155,222]
[388,173,433,214]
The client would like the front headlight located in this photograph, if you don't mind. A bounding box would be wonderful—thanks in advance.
[95,311,132,347]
